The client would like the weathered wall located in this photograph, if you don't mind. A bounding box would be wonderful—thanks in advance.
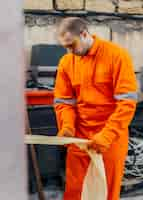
[24,0,143,101]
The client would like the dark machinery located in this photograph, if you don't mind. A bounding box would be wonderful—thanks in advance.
[121,101,143,196]
[26,44,66,194]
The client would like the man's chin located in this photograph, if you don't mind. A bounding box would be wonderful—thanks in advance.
[73,51,87,56]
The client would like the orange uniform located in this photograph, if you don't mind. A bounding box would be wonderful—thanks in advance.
[54,36,137,200]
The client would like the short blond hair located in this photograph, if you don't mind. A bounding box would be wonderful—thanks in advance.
[58,17,88,36]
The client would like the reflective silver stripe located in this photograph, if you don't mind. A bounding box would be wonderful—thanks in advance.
[114,92,138,100]
[54,98,76,105]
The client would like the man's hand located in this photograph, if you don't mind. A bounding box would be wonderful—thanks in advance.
[88,133,112,154]
[58,127,75,137]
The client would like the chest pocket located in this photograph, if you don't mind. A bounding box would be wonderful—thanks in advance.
[82,64,113,103]
[95,64,113,90]
[93,63,112,85]
[93,73,112,94]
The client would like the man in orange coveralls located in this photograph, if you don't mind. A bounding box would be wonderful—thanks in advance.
[54,17,137,200]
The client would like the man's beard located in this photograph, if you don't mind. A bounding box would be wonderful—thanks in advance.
[73,48,88,56]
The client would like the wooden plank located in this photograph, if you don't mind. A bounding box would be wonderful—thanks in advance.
[118,0,143,14]
[24,0,53,10]
[85,0,116,13]
[112,30,143,72]
[56,0,84,10]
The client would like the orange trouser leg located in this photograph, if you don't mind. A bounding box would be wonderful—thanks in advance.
[103,141,128,200]
[63,149,90,200]
[64,142,128,200]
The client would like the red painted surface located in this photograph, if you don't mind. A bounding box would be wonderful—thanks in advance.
[26,89,54,105]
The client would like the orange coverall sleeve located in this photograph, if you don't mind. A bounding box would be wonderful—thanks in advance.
[54,57,76,134]
[94,50,138,146]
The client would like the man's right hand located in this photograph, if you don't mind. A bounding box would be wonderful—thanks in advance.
[58,127,75,137]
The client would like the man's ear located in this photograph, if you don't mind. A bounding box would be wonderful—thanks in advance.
[81,30,88,38]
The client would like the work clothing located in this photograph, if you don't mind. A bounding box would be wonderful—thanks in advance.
[54,35,137,200]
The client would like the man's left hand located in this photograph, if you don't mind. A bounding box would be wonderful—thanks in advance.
[88,133,111,154]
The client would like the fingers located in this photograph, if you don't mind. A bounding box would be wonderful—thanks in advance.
[87,141,99,152]
[58,130,64,137]
[87,140,93,149]
[58,128,74,137]
[87,141,108,154]
[64,131,74,137]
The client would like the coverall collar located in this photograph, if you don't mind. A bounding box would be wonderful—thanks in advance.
[87,35,100,56]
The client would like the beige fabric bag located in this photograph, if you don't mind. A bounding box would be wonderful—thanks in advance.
[25,135,107,200]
